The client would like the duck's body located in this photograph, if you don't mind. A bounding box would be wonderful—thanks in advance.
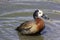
[16,9,49,34]
[16,18,44,34]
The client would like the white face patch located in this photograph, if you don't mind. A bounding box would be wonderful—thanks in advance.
[38,10,43,17]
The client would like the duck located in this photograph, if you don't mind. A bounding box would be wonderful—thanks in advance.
[16,9,49,34]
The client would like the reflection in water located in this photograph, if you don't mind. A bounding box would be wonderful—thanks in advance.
[17,32,44,40]
[0,10,60,40]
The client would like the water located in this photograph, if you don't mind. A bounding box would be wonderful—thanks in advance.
[0,1,60,14]
[0,1,60,40]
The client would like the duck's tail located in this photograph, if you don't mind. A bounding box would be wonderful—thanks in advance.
[15,27,21,32]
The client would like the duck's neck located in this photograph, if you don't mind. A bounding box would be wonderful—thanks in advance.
[35,18,42,24]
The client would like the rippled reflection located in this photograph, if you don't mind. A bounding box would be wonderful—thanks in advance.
[0,9,60,40]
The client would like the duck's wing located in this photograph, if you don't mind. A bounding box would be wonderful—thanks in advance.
[16,21,36,31]
[20,21,36,29]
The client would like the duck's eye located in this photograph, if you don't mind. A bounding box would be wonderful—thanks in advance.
[40,13,41,14]
[39,13,41,14]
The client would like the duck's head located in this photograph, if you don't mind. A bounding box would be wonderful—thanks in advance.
[33,9,49,20]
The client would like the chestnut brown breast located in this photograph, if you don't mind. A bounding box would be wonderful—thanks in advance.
[35,18,45,32]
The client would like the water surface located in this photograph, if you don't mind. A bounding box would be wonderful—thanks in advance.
[0,1,60,40]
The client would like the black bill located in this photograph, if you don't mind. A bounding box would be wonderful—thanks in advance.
[41,14,49,20]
